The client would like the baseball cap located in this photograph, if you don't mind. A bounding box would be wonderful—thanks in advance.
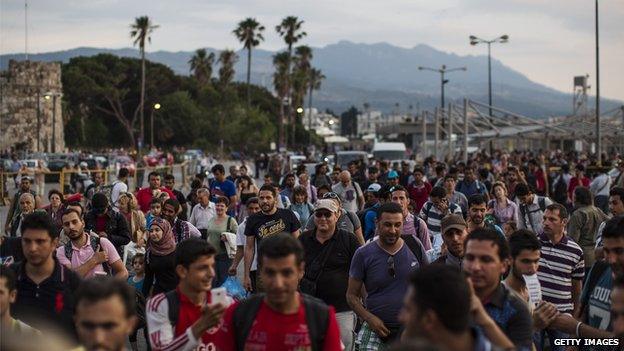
[441,214,467,235]
[314,199,339,213]
[387,170,399,179]
[367,183,382,193]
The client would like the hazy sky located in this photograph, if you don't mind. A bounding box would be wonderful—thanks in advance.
[1,0,623,100]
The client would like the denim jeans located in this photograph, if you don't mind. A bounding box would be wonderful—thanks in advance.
[335,311,356,351]
[536,328,569,351]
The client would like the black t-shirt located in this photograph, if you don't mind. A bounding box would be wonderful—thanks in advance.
[299,229,360,312]
[244,209,301,244]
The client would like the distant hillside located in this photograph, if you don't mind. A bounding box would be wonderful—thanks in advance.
[2,41,620,117]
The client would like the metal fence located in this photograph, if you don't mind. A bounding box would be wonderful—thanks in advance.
[1,161,196,205]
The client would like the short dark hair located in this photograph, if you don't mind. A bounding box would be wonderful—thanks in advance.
[603,215,624,240]
[575,163,585,172]
[430,186,447,199]
[413,167,424,175]
[148,171,161,179]
[468,194,487,208]
[215,196,230,206]
[246,197,259,206]
[118,167,129,178]
[258,233,304,267]
[61,208,82,221]
[164,174,175,181]
[390,184,408,197]
[317,184,332,193]
[66,201,84,217]
[131,253,145,264]
[443,174,455,182]
[611,187,624,201]
[258,184,277,197]
[75,276,135,318]
[546,203,568,220]
[376,202,403,218]
[368,166,379,174]
[163,198,180,212]
[150,197,162,206]
[0,265,17,292]
[574,186,593,206]
[508,229,541,258]
[465,227,510,261]
[47,189,64,201]
[514,183,531,197]
[435,164,446,173]
[175,238,217,268]
[20,212,59,239]
[211,164,225,174]
[410,265,471,333]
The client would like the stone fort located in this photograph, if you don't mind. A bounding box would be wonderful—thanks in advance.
[0,60,65,153]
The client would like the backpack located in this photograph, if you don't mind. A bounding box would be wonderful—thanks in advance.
[165,289,181,327]
[64,232,111,275]
[135,290,147,329]
[97,181,119,204]
[552,175,568,204]
[421,201,459,222]
[402,234,426,267]
[232,293,329,351]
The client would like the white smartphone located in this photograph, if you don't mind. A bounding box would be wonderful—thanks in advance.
[210,287,227,306]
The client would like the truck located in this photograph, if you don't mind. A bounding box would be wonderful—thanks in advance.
[372,142,407,161]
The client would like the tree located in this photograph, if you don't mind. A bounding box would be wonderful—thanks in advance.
[233,18,265,107]
[218,49,238,89]
[130,15,159,149]
[273,52,290,150]
[307,68,325,131]
[275,16,307,147]
[340,106,359,137]
[188,48,215,87]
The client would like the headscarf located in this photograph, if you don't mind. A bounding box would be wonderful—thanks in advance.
[148,218,176,256]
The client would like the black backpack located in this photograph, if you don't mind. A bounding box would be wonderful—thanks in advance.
[64,232,111,275]
[552,175,568,204]
[232,293,329,351]
[402,234,426,267]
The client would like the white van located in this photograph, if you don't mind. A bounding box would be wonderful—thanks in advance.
[372,142,407,161]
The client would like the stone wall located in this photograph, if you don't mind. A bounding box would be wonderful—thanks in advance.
[0,60,65,153]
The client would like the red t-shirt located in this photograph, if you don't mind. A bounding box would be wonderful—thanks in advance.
[407,181,432,212]
[136,187,175,213]
[216,295,342,351]
[567,177,590,200]
[95,215,107,233]
[174,290,220,346]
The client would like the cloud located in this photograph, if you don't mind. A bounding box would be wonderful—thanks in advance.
[0,0,622,100]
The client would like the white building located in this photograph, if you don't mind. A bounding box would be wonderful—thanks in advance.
[304,108,340,136]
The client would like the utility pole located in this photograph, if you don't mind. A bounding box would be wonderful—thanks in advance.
[595,0,601,165]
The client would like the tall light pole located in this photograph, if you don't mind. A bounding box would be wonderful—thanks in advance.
[470,34,509,154]
[418,65,467,110]
[595,0,601,164]
[151,102,161,149]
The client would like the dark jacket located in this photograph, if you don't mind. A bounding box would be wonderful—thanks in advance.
[84,206,131,252]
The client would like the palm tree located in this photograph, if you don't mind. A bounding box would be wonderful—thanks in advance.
[273,52,290,150]
[130,16,159,150]
[188,48,215,87]
[275,16,306,146]
[217,49,238,88]
[233,18,265,107]
[292,45,313,137]
[307,68,325,131]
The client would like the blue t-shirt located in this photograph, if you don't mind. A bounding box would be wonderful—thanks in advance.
[364,204,380,241]
[127,274,144,292]
[349,240,425,326]
[210,179,237,200]
[582,264,613,331]
[456,180,487,198]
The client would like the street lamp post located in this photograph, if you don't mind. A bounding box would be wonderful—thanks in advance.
[418,65,467,110]
[469,34,509,153]
[36,90,41,151]
[151,103,161,149]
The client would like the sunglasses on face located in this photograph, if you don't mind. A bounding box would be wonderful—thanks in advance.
[314,211,333,218]
[387,255,396,278]
[322,192,340,200]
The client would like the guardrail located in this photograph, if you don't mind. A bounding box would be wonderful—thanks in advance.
[1,161,196,205]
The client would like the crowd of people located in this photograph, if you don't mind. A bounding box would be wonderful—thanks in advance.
[1,149,624,351]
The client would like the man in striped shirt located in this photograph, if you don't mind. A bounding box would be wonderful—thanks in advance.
[419,186,462,260]
[537,203,584,351]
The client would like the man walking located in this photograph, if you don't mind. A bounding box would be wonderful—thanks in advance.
[299,199,360,350]
[332,171,364,213]
[347,202,428,349]
[164,174,189,221]
[189,188,216,239]
[515,183,553,235]
[433,214,468,269]
[84,193,131,254]
[136,172,175,213]
[567,186,607,268]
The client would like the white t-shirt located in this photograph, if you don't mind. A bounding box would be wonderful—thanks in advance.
[236,219,257,271]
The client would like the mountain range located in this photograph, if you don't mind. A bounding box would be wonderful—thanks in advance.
[2,41,620,117]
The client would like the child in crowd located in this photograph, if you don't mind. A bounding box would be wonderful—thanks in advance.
[127,253,146,351]
[503,221,517,238]
[146,198,161,229]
